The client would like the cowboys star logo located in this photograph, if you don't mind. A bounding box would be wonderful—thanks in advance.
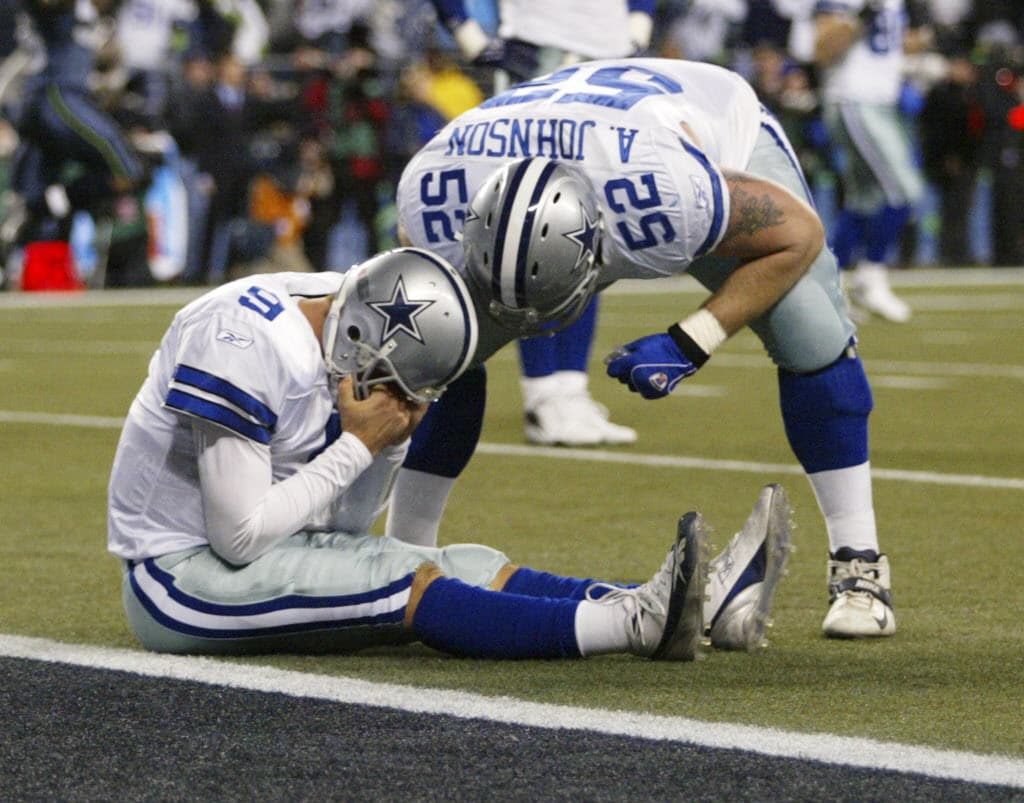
[564,206,599,275]
[367,276,435,344]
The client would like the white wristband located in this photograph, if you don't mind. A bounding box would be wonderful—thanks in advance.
[628,12,653,50]
[453,19,490,61]
[678,309,728,356]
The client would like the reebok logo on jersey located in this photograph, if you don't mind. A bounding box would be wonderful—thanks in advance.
[689,175,709,210]
[217,329,254,349]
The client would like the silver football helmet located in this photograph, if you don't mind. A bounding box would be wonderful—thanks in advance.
[463,157,602,337]
[322,248,479,403]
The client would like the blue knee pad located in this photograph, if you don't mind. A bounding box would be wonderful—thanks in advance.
[778,350,873,473]
[403,365,486,478]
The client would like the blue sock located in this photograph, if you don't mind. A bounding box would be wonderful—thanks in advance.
[518,333,558,376]
[555,296,597,371]
[412,577,582,658]
[830,210,869,269]
[517,296,599,376]
[865,205,910,263]
[778,349,873,473]
[402,365,486,477]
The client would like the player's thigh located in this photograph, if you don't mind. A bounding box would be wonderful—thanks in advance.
[160,533,511,599]
[290,532,510,589]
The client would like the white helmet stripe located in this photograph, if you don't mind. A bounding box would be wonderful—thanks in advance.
[492,159,558,308]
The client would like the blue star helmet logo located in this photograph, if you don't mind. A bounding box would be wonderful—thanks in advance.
[564,206,599,274]
[367,276,435,344]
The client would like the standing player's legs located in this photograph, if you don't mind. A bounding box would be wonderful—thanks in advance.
[385,295,536,548]
[385,364,488,547]
[496,50,636,449]
[11,85,146,286]
[519,298,637,446]
[688,120,895,638]
[30,85,146,206]
[824,101,923,323]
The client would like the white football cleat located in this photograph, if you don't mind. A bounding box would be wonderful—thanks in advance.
[847,262,911,323]
[524,393,637,446]
[704,484,793,651]
[822,549,896,638]
[587,510,708,661]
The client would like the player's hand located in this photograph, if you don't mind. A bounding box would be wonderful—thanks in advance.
[336,377,428,453]
[604,333,699,400]
[452,18,537,83]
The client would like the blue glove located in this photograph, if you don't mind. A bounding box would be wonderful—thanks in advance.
[605,325,709,400]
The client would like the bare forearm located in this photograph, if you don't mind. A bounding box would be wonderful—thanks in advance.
[703,173,823,334]
[701,248,813,335]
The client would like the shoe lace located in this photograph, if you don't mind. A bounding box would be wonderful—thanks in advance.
[586,583,667,651]
[830,558,890,605]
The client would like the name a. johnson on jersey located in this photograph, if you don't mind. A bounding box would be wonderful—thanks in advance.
[444,118,642,163]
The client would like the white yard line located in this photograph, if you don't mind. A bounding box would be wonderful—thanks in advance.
[2,410,1022,491]
[1,634,1021,789]
[1,268,1022,309]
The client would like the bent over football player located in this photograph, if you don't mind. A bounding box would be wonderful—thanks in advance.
[108,247,790,657]
[394,57,896,639]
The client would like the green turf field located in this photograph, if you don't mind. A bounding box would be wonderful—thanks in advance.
[1,272,1022,758]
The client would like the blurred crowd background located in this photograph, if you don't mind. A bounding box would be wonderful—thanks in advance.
[1,0,1023,289]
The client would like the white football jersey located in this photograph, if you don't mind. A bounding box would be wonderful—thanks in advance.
[397,58,762,284]
[816,0,907,105]
[108,271,393,561]
[496,0,634,59]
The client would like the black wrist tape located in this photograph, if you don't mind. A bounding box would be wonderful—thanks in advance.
[667,323,710,368]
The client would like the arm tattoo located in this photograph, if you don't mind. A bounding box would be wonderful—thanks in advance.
[725,174,785,237]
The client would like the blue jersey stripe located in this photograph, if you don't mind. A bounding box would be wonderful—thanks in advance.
[166,389,273,444]
[680,139,725,257]
[172,364,277,428]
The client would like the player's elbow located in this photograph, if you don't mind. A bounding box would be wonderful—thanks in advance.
[207,525,266,566]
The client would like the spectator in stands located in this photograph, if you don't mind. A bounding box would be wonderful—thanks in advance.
[324,24,391,261]
[919,53,983,266]
[974,29,1024,267]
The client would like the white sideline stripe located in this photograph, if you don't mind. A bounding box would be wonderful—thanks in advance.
[712,352,1024,382]
[475,444,1024,491]
[0,268,1022,309]
[0,410,127,428]
[1,634,1021,789]
[2,410,1023,491]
